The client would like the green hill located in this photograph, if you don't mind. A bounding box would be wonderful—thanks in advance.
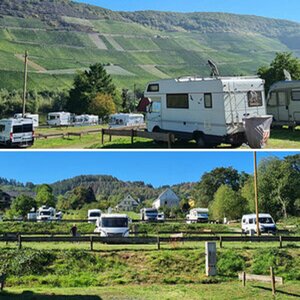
[0,0,300,92]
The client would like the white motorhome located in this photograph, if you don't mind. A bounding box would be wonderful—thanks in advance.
[140,208,158,222]
[0,118,34,147]
[109,113,145,128]
[37,206,56,222]
[267,80,300,126]
[88,209,101,223]
[14,113,39,128]
[241,213,276,234]
[74,115,99,126]
[145,76,272,148]
[47,112,71,126]
[186,208,209,223]
[94,213,129,237]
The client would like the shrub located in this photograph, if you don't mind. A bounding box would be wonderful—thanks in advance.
[217,250,245,276]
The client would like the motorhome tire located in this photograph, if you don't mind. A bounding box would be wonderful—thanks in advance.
[195,134,206,148]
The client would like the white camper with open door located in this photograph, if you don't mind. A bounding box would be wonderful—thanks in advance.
[145,76,272,148]
[267,80,300,126]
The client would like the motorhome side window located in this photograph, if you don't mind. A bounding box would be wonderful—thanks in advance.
[0,125,5,132]
[147,84,159,92]
[291,90,300,101]
[247,91,263,107]
[166,94,189,109]
[204,93,212,108]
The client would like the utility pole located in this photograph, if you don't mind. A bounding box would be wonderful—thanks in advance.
[253,151,260,236]
[22,50,28,117]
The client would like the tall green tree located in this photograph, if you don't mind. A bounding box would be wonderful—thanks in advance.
[210,185,247,220]
[258,52,300,92]
[191,167,241,207]
[36,184,56,208]
[66,186,96,210]
[11,194,36,218]
[67,63,116,114]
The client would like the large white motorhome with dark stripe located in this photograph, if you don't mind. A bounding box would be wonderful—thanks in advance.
[0,118,34,147]
[144,76,272,148]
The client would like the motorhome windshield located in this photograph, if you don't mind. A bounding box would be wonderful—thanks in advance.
[49,116,57,120]
[145,209,158,215]
[258,217,273,224]
[13,124,33,133]
[198,213,208,217]
[102,218,128,228]
[90,212,100,217]
[40,211,51,216]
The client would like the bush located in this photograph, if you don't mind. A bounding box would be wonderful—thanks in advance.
[217,250,245,276]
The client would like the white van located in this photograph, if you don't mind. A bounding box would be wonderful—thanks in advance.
[0,118,34,147]
[145,76,272,148]
[88,209,101,223]
[109,113,145,128]
[241,213,277,234]
[14,113,39,128]
[186,208,209,223]
[47,112,71,126]
[267,80,300,126]
[94,213,129,237]
[140,208,158,221]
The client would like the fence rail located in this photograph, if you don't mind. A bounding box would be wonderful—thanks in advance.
[1,235,299,250]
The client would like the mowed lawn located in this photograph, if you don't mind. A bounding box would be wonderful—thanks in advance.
[31,127,300,149]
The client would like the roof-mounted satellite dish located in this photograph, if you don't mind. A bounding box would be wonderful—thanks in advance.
[283,69,292,81]
[208,59,220,77]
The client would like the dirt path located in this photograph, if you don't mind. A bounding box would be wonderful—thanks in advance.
[88,33,107,50]
[104,36,124,51]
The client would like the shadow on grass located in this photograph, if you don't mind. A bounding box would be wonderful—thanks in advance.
[252,285,300,298]
[271,128,300,142]
[0,291,102,300]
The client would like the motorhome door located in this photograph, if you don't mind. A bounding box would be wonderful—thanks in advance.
[147,97,162,130]
[268,91,289,122]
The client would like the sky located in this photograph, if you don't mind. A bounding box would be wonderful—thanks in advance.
[0,151,297,187]
[75,0,300,23]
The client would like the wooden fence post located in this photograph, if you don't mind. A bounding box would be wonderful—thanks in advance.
[242,271,246,287]
[101,129,104,145]
[18,234,22,249]
[157,235,160,250]
[90,236,94,251]
[270,266,276,296]
[279,236,282,248]
[131,129,134,144]
[219,236,223,248]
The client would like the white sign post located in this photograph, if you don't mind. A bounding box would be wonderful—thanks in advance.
[205,242,217,276]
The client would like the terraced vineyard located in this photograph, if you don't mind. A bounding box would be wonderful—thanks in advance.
[0,1,300,91]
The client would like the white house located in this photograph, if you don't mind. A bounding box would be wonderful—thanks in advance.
[115,194,139,211]
[153,188,180,209]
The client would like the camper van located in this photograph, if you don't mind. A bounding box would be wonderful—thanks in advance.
[94,213,129,237]
[109,113,145,128]
[47,112,72,126]
[186,208,209,223]
[74,115,99,126]
[14,113,39,128]
[241,213,276,234]
[140,208,158,221]
[37,206,56,222]
[267,80,300,126]
[0,118,34,147]
[144,76,272,148]
[88,209,101,223]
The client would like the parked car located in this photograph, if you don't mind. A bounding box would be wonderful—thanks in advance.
[241,213,277,234]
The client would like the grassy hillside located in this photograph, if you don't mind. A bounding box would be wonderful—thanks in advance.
[0,0,299,92]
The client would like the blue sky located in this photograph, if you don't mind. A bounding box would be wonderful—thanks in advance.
[75,0,300,23]
[0,151,297,187]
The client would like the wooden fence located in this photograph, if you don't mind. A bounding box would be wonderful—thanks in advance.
[0,235,299,251]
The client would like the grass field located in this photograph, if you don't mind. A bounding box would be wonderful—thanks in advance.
[2,282,300,300]
[31,127,300,149]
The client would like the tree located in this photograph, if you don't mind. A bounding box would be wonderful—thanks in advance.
[121,88,129,112]
[67,63,116,114]
[210,185,247,220]
[36,184,56,207]
[88,93,116,118]
[11,194,36,218]
[258,156,300,220]
[240,176,255,212]
[66,186,96,210]
[258,52,300,92]
[191,167,241,207]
